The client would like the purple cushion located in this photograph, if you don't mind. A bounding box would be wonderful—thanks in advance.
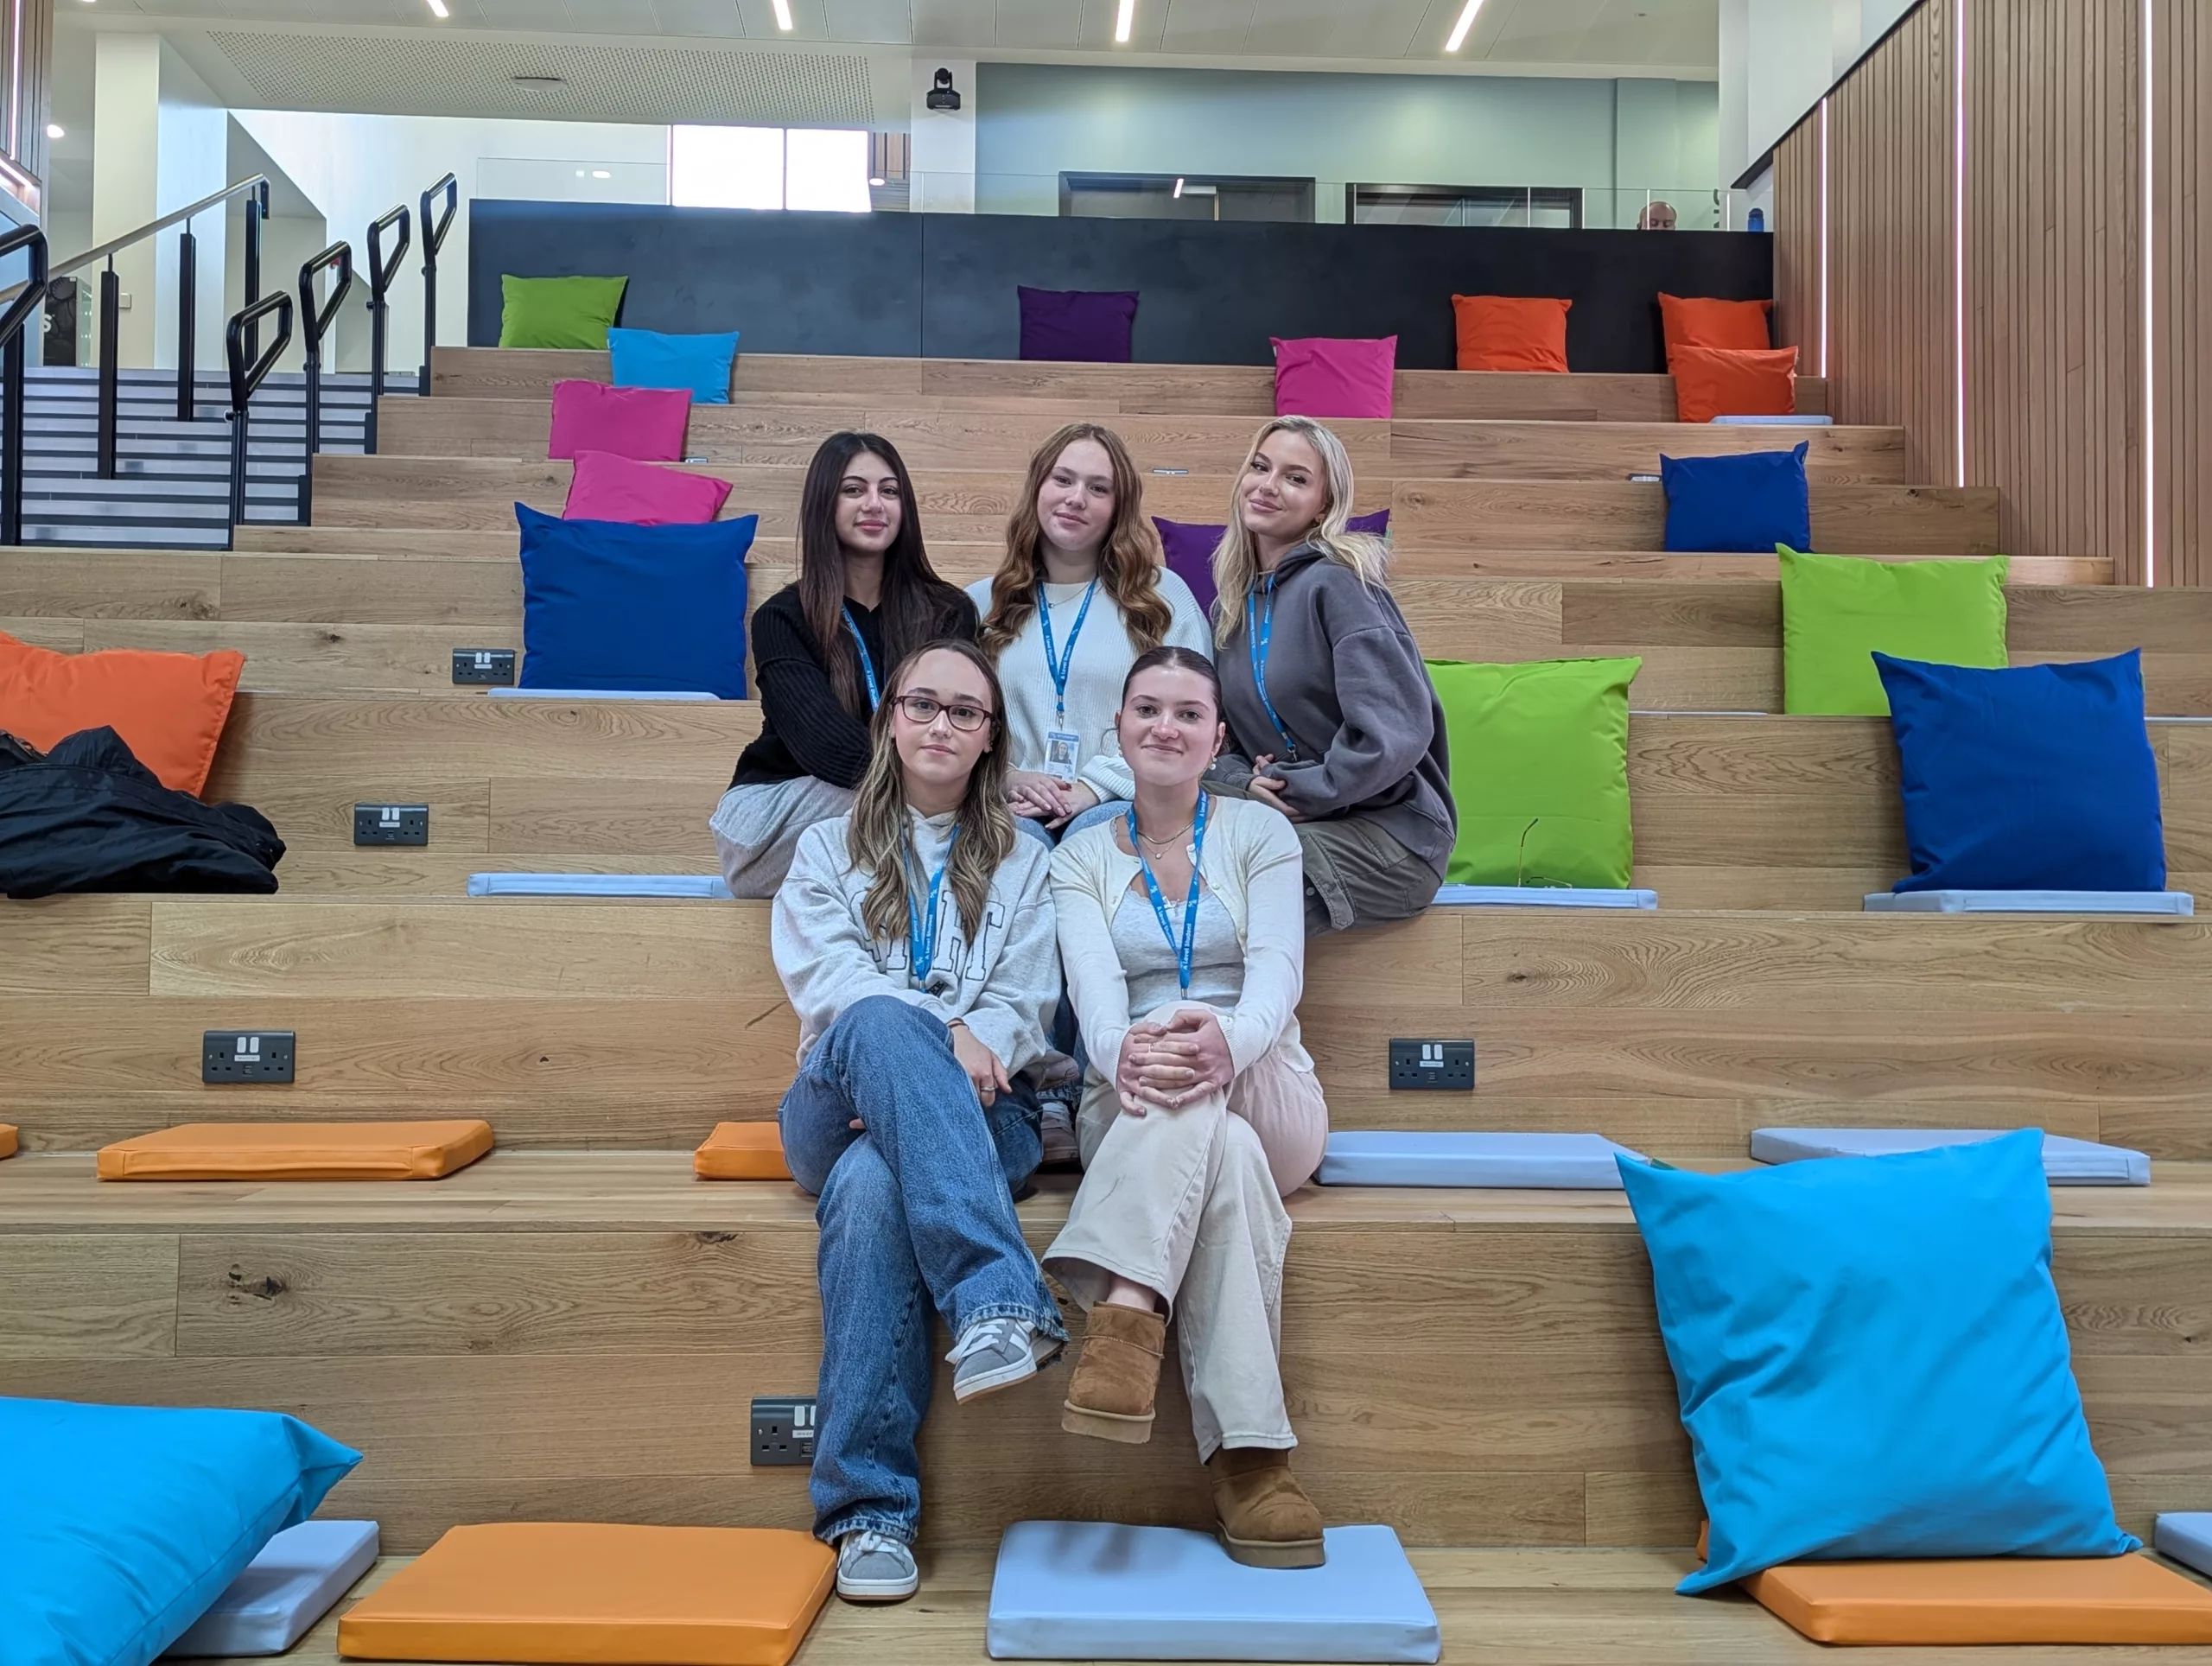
[563,450,733,525]
[1272,335,1397,419]
[547,380,691,461]
[1154,510,1389,619]
[1019,288,1139,364]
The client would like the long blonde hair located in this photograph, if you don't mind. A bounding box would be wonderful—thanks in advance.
[979,423,1173,658]
[1210,415,1390,646]
[844,638,1017,949]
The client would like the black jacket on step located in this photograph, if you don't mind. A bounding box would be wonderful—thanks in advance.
[0,727,284,898]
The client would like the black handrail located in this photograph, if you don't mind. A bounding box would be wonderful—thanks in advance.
[0,223,48,546]
[418,172,457,395]
[296,240,353,466]
[363,204,410,455]
[225,290,293,550]
[241,178,269,366]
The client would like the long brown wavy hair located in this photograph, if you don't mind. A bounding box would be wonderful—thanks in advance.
[798,431,972,719]
[845,638,1018,949]
[977,423,1172,659]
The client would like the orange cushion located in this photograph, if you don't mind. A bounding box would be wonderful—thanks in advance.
[695,1122,791,1180]
[96,1120,494,1181]
[1451,295,1571,373]
[1671,345,1799,424]
[0,1124,16,1160]
[0,631,243,797]
[335,1523,836,1665]
[1743,1555,2212,1645]
[1658,293,1774,362]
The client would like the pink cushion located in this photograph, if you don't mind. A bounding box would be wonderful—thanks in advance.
[1271,335,1397,420]
[547,379,691,461]
[563,450,734,525]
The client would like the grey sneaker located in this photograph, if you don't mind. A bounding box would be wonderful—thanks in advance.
[947,1314,1064,1402]
[836,1529,918,1603]
[1039,1100,1079,1167]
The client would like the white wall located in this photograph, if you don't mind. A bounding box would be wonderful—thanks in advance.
[153,43,227,376]
[226,110,669,373]
[1719,0,1925,184]
[90,34,156,366]
[911,58,976,213]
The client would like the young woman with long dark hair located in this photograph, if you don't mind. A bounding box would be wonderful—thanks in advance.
[711,431,977,895]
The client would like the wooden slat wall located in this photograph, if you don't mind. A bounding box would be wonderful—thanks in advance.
[1771,111,1824,376]
[2154,0,2210,588]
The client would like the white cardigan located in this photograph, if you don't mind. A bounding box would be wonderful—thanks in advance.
[1046,792,1309,1083]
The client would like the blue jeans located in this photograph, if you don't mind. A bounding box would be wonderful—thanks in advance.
[1013,798,1128,847]
[779,995,1063,1547]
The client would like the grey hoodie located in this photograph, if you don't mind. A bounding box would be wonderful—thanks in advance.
[1215,543,1456,874]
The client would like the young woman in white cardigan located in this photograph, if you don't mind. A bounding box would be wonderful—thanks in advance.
[1042,645,1330,1570]
[969,423,1212,846]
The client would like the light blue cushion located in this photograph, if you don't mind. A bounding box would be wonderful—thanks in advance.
[1749,1126,2149,1186]
[164,1521,378,1658]
[1319,1132,1649,1189]
[1864,889,2193,916]
[1433,885,1656,909]
[467,872,732,899]
[607,327,739,404]
[1711,414,1834,426]
[1620,1129,2135,1593]
[2155,1513,2212,1578]
[516,503,754,699]
[987,1521,1439,1663]
[0,1397,360,1666]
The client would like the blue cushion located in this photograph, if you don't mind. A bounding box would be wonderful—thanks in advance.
[516,503,755,698]
[164,1520,378,1658]
[1660,442,1811,552]
[1619,1129,2134,1593]
[607,327,739,404]
[0,1397,360,1666]
[1874,650,2166,893]
[1319,1131,1649,1189]
[1748,1126,2150,1186]
[987,1521,1440,1662]
[2156,1513,2212,1578]
[467,872,732,898]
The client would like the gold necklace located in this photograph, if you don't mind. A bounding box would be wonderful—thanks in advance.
[1135,817,1193,854]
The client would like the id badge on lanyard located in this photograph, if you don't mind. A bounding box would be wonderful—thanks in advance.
[1039,579,1098,783]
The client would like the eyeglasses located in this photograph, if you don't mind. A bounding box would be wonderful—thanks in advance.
[894,694,992,732]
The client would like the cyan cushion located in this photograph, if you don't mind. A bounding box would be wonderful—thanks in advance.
[1017,288,1138,364]
[0,1397,360,1666]
[607,327,740,403]
[1620,1129,2135,1594]
[517,503,754,698]
[1660,442,1811,552]
[1874,650,2166,893]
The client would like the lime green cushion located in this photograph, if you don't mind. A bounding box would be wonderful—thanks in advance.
[1779,547,2009,715]
[1427,656,1642,889]
[498,275,629,350]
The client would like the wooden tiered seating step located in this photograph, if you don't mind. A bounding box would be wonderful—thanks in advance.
[3,1150,2208,1556]
[308,455,1999,553]
[427,346,1834,422]
[8,896,2209,1158]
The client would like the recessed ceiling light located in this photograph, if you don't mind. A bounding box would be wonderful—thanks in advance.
[592,169,611,179]
[45,123,61,138]
[425,0,448,16]
[771,0,792,29]
[1445,0,1484,52]
[1115,0,1134,43]
[868,175,886,186]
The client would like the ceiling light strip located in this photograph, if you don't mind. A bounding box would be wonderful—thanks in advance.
[1445,0,1484,54]
[424,0,448,17]
[1116,0,1135,44]
[771,0,793,29]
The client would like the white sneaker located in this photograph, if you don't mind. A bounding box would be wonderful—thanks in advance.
[1039,1100,1079,1167]
[946,1314,1063,1402]
[836,1529,918,1603]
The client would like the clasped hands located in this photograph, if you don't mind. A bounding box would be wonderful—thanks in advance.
[1007,770,1100,829]
[1244,754,1308,823]
[1114,1008,1235,1116]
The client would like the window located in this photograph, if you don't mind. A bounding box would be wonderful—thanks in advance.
[1348,183,1583,229]
[669,125,870,213]
[1058,173,1316,224]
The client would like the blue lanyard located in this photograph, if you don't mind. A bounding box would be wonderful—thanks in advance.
[1129,792,1210,997]
[842,606,880,711]
[1036,579,1099,729]
[905,830,955,986]
[1245,576,1301,760]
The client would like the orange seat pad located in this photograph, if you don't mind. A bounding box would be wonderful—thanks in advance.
[0,1124,16,1160]
[694,1121,791,1180]
[336,1523,835,1665]
[1743,1553,2212,1645]
[96,1120,493,1181]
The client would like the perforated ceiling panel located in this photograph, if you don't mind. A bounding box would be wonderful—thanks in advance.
[204,30,879,125]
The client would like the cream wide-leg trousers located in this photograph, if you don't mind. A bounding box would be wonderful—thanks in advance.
[1043,1001,1328,1459]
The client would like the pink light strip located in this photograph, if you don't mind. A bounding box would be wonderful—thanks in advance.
[1953,0,1967,490]
[2143,0,2158,586]
[1818,97,1830,379]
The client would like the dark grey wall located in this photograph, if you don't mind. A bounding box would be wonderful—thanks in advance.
[467,199,1773,373]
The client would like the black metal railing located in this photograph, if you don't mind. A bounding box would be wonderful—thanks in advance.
[0,223,49,544]
[295,241,353,522]
[363,203,410,455]
[225,290,292,550]
[418,172,457,396]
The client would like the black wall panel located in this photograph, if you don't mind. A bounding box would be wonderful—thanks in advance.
[469,199,1773,374]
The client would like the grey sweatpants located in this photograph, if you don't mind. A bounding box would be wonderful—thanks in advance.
[708,776,855,899]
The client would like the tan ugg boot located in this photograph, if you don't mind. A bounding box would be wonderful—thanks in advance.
[1208,1447,1326,1568]
[1060,1301,1166,1443]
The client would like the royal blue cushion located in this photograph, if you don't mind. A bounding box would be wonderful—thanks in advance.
[516,503,754,698]
[0,1397,360,1666]
[1619,1129,2134,1594]
[607,327,739,404]
[1018,288,1138,364]
[1874,650,2166,893]
[1659,442,1811,552]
